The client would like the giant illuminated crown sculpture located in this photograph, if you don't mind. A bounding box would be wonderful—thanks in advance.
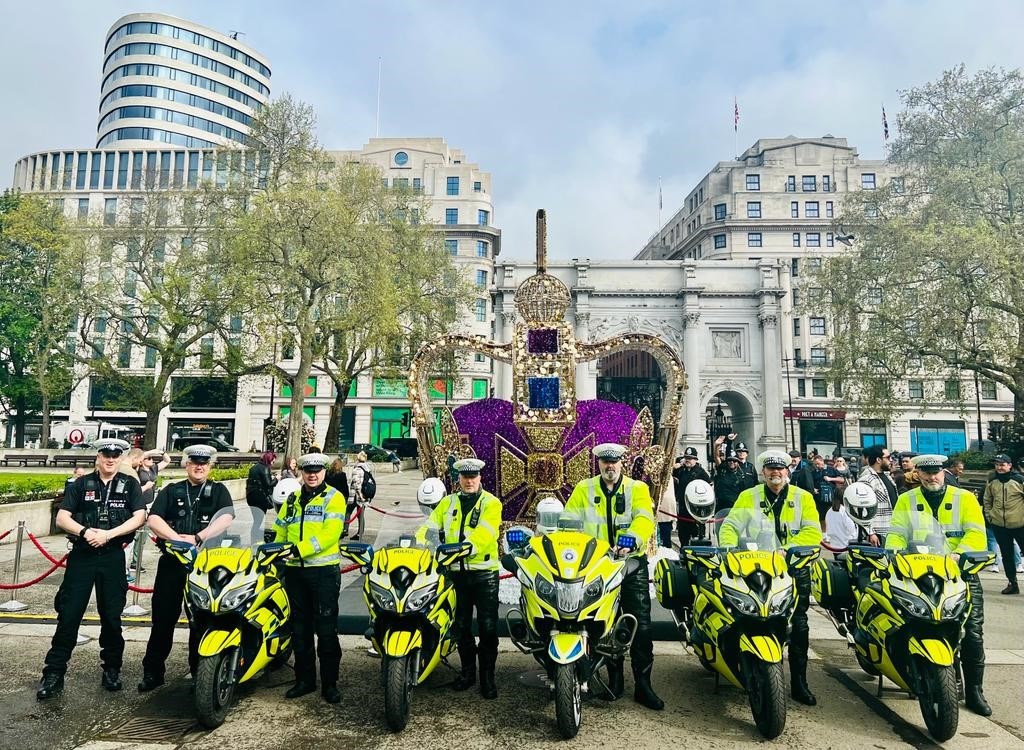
[407,210,686,523]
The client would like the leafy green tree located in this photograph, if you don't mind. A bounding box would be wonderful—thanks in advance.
[809,66,1024,434]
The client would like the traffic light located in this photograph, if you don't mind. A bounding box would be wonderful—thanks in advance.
[988,425,997,442]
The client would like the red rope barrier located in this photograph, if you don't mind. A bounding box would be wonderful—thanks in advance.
[27,532,67,566]
[340,562,361,575]
[0,555,68,589]
[657,510,724,523]
[365,504,422,520]
[820,540,849,553]
[0,528,11,543]
[128,582,154,593]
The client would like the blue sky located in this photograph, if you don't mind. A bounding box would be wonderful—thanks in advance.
[3,0,1024,260]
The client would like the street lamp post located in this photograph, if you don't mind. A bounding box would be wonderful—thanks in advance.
[782,357,798,449]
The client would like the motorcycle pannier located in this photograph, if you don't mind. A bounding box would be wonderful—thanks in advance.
[811,558,854,612]
[654,558,693,610]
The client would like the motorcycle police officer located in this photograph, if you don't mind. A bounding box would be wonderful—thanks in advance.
[274,452,347,704]
[886,454,991,716]
[37,438,146,699]
[415,458,502,699]
[719,450,822,706]
[138,445,235,692]
[563,443,663,711]
[673,447,712,546]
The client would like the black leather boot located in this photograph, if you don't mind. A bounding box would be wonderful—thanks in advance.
[632,666,664,710]
[790,662,817,706]
[480,670,497,699]
[101,668,122,692]
[36,674,64,700]
[606,659,625,699]
[321,684,341,704]
[964,663,992,716]
[453,646,475,691]
[285,681,316,699]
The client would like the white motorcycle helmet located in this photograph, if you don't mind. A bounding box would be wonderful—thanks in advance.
[684,479,716,523]
[417,477,447,516]
[273,477,301,508]
[535,496,564,534]
[843,482,878,528]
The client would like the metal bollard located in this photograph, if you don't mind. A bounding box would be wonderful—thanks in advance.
[123,528,149,616]
[0,520,30,612]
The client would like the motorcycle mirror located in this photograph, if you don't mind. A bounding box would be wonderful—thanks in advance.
[339,542,374,567]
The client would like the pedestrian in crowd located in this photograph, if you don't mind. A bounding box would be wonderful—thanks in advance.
[945,458,965,488]
[893,451,918,493]
[281,456,299,480]
[713,450,753,512]
[139,445,235,692]
[856,445,894,546]
[673,447,712,546]
[824,487,859,549]
[245,451,277,544]
[273,452,346,704]
[387,449,401,473]
[65,466,87,492]
[810,454,831,524]
[657,475,676,548]
[563,444,663,710]
[982,454,1024,595]
[888,454,991,716]
[325,456,350,499]
[733,441,758,487]
[36,438,146,700]
[119,448,142,482]
[789,450,815,494]
[344,451,373,541]
[416,458,503,699]
[138,450,171,507]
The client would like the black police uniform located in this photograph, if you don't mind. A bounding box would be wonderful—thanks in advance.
[672,462,711,546]
[42,471,145,681]
[141,479,234,683]
[713,466,754,512]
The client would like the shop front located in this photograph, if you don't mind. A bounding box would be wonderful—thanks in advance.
[784,408,847,456]
[909,419,966,454]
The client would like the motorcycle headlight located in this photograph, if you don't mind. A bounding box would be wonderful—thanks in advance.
[723,588,759,616]
[768,588,795,615]
[535,576,557,606]
[406,583,438,612]
[220,581,257,611]
[941,590,968,620]
[892,588,931,619]
[370,582,397,611]
[187,581,211,610]
[582,579,603,606]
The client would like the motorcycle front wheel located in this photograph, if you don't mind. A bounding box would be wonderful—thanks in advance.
[384,655,412,732]
[917,661,958,742]
[194,650,237,729]
[554,663,582,740]
[744,654,786,739]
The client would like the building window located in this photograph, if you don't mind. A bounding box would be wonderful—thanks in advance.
[792,232,801,247]
[807,232,821,247]
[474,352,485,363]
[103,198,117,226]
[862,173,876,190]
[808,257,822,269]
[810,347,827,366]
[445,239,458,255]
[474,299,487,322]
[809,316,826,335]
[865,204,879,218]
[797,379,806,397]
[478,209,490,226]
[714,203,726,220]
[445,208,458,225]
[412,177,422,192]
[826,201,834,218]
[812,379,827,397]
[473,181,482,192]
[805,201,819,218]
[713,233,726,249]
[791,258,799,277]
[446,176,459,195]
[476,240,488,258]
[747,232,762,247]
[200,338,214,369]
[793,318,801,335]
[822,175,831,192]
[746,174,760,191]
[791,201,799,218]
[746,201,761,218]
[475,269,488,288]
[145,346,157,368]
[826,233,834,247]
[802,175,817,192]
[981,380,997,400]
[77,198,89,220]
[786,175,796,192]
[944,379,961,401]
[908,380,924,399]
[795,347,803,366]
[866,287,882,306]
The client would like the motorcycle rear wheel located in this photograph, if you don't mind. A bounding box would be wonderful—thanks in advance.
[194,651,236,729]
[917,661,958,742]
[554,663,582,740]
[384,656,412,732]
[744,655,786,739]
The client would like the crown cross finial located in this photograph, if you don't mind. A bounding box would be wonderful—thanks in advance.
[536,209,547,273]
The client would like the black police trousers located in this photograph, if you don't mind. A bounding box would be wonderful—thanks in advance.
[142,554,201,678]
[620,557,655,675]
[43,545,127,677]
[789,568,812,675]
[962,574,986,685]
[451,570,499,672]
[284,565,341,686]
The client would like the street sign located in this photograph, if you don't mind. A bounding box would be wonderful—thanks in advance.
[68,428,85,444]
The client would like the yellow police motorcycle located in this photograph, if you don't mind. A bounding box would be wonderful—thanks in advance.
[166,509,294,728]
[338,536,472,731]
[654,510,819,739]
[501,520,638,740]
[812,515,993,742]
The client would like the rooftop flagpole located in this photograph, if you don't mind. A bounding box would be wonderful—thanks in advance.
[375,57,382,137]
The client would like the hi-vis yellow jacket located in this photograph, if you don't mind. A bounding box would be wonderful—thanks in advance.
[415,490,502,571]
[719,484,822,548]
[886,486,987,554]
[563,476,655,557]
[274,486,346,566]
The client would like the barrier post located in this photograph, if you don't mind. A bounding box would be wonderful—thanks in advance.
[0,521,30,612]
[123,528,149,616]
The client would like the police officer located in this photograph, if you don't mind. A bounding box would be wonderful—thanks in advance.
[138,445,235,692]
[564,443,663,710]
[886,454,991,716]
[734,441,759,487]
[673,447,712,546]
[719,450,822,706]
[274,452,347,703]
[37,438,146,699]
[415,458,502,699]
[714,450,755,511]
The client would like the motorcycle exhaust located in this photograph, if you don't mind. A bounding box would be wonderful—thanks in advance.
[611,613,638,651]
[504,608,542,655]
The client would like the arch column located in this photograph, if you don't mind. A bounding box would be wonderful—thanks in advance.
[758,309,787,449]
[495,309,515,399]
[681,310,704,449]
[574,311,597,400]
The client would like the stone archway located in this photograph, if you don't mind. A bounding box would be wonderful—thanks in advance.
[596,350,664,425]
[704,387,760,460]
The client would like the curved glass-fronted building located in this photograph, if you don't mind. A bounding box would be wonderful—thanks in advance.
[97,13,271,149]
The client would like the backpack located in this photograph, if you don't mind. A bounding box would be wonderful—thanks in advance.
[360,467,377,500]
